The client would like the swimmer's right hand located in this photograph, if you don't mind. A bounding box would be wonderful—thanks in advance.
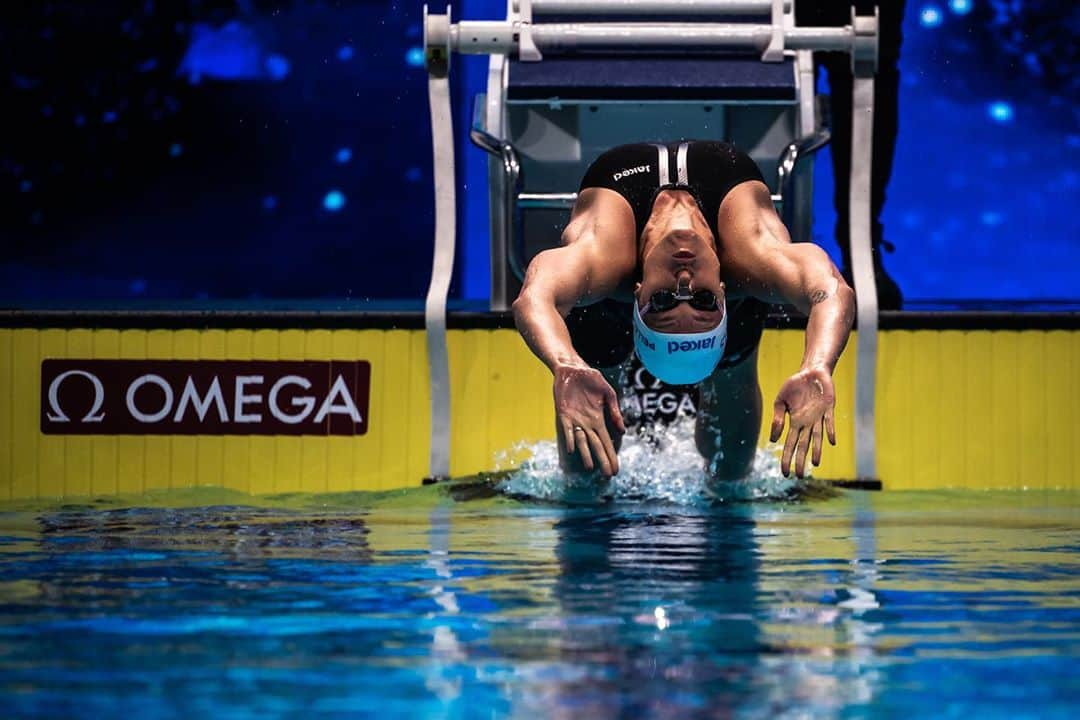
[553,363,626,478]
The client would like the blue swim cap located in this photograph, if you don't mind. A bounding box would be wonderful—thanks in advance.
[632,300,728,385]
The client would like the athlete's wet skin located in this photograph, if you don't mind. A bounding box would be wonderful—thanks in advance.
[512,141,855,481]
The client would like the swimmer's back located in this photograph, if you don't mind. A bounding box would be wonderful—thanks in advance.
[579,141,766,243]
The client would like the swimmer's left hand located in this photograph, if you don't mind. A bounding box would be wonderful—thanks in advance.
[769,366,836,478]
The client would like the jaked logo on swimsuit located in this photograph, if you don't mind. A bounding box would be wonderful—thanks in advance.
[613,165,650,182]
[667,336,716,354]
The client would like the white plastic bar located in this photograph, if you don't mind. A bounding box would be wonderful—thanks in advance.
[850,73,878,482]
[452,22,853,54]
[526,0,789,14]
[425,72,456,481]
[761,0,785,61]
[518,192,578,207]
[485,56,511,310]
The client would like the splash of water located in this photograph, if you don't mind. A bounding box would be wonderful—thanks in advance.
[494,415,802,506]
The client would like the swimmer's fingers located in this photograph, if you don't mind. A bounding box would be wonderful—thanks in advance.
[781,422,799,477]
[583,428,612,476]
[575,428,595,472]
[595,424,620,477]
[770,398,787,444]
[604,388,626,436]
[794,425,812,478]
[560,418,577,455]
[811,418,824,468]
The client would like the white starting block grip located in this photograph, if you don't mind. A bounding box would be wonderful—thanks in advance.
[850,9,880,482]
[424,6,455,482]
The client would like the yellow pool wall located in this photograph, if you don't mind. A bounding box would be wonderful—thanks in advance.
[1,326,1077,500]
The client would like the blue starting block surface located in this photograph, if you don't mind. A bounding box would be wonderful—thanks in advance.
[507,56,797,102]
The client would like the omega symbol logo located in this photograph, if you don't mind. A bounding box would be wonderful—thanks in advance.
[46,370,106,423]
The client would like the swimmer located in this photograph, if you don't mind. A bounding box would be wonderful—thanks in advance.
[512,141,855,481]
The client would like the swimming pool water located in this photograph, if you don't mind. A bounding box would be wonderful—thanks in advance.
[0,488,1076,718]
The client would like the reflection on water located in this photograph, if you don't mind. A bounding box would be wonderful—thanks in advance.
[0,490,1076,718]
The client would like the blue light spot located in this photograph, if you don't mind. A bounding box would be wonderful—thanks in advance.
[987,101,1014,124]
[336,45,354,61]
[102,110,118,124]
[335,147,352,164]
[405,47,425,68]
[137,57,159,72]
[948,0,972,15]
[169,143,183,158]
[179,21,270,84]
[980,211,1004,227]
[262,195,278,210]
[74,114,86,127]
[129,278,148,295]
[901,211,923,229]
[323,190,346,212]
[12,74,38,90]
[919,5,943,27]
[405,167,422,183]
[264,54,291,80]
[1022,52,1042,77]
[19,180,32,193]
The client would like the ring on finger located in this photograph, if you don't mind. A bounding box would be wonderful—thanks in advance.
[572,425,586,433]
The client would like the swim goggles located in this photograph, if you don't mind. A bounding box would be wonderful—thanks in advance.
[641,287,721,314]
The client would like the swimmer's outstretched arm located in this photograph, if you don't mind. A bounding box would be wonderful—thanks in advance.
[718,181,856,478]
[512,189,637,478]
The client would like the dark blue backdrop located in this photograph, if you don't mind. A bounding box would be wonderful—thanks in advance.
[1,1,1076,308]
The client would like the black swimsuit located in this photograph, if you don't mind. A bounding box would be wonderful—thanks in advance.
[567,140,771,376]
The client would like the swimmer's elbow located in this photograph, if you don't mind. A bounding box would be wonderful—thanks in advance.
[511,291,532,322]
[513,288,570,321]
[512,288,552,318]
[834,281,856,327]
[794,246,853,318]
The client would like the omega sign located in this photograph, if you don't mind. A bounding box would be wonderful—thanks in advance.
[41,360,370,436]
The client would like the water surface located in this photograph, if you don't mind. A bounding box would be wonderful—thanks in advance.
[0,487,1077,718]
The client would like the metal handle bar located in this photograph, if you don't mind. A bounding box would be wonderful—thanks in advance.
[777,127,831,231]
[450,22,858,54]
[468,97,528,282]
[521,0,790,16]
[518,193,578,209]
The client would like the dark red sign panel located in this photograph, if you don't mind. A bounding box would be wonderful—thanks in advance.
[41,360,370,436]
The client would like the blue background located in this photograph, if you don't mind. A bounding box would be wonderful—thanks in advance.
[1,1,1076,308]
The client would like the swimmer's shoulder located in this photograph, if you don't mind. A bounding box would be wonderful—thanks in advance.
[559,188,638,297]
